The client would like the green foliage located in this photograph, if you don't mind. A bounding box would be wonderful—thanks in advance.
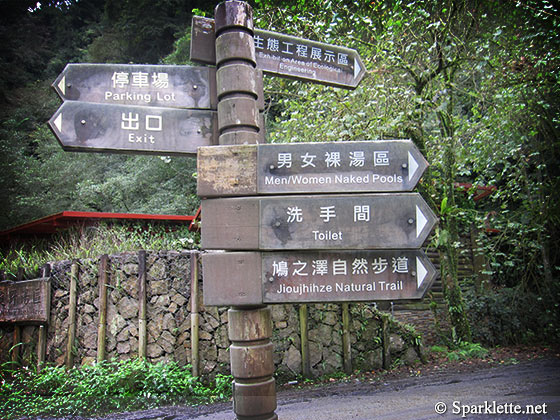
[431,342,489,362]
[464,286,560,346]
[0,221,199,278]
[0,359,232,419]
[252,0,559,342]
[0,120,200,230]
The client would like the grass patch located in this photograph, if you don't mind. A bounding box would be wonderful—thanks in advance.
[0,221,200,278]
[0,359,231,419]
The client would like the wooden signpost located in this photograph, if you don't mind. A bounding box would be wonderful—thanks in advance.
[202,250,436,306]
[49,101,217,155]
[52,64,217,109]
[0,278,51,323]
[191,16,366,88]
[201,193,436,250]
[197,140,429,196]
[45,2,436,419]
[193,3,436,419]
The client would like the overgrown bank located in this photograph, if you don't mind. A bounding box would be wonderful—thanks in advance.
[0,359,231,419]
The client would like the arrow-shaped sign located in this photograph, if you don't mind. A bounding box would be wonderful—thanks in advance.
[190,16,366,89]
[202,193,437,250]
[52,63,217,109]
[197,140,429,197]
[48,101,217,156]
[416,255,429,289]
[201,250,436,306]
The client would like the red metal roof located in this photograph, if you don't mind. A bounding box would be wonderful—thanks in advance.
[0,211,196,240]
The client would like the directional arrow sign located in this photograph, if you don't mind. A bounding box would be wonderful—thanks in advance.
[202,193,437,250]
[52,64,217,109]
[197,140,429,197]
[201,250,436,306]
[48,101,217,156]
[190,16,366,89]
[253,29,366,89]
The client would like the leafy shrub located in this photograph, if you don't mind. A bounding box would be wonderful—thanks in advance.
[446,342,489,361]
[0,359,232,419]
[464,285,560,346]
[431,342,489,361]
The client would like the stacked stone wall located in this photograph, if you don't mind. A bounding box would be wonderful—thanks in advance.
[0,251,430,379]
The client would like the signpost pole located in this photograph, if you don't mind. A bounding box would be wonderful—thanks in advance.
[213,2,277,419]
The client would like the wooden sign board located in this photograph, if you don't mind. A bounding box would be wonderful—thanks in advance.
[202,250,436,306]
[53,64,217,110]
[190,16,366,89]
[0,279,51,323]
[49,101,217,156]
[197,140,429,197]
[201,193,437,250]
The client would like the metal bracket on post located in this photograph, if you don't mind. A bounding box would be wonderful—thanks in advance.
[213,2,277,420]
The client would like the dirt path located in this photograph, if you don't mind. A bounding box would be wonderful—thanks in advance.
[94,352,560,420]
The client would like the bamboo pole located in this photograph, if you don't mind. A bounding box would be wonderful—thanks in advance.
[341,303,352,375]
[65,262,78,368]
[190,251,200,377]
[96,254,109,363]
[299,304,311,378]
[138,250,147,360]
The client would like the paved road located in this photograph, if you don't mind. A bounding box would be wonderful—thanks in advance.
[101,357,560,420]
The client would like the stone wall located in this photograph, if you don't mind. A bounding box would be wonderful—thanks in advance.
[0,251,427,379]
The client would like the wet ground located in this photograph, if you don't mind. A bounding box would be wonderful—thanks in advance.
[32,347,560,420]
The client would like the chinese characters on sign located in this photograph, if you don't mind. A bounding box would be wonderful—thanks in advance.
[49,101,217,156]
[275,150,391,170]
[262,250,435,303]
[189,16,365,89]
[200,193,437,250]
[111,71,170,89]
[52,63,216,109]
[257,141,429,194]
[0,279,51,323]
[254,35,350,66]
[271,255,410,277]
[253,29,365,88]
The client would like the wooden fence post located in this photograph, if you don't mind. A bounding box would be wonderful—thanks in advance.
[381,313,391,369]
[37,264,51,372]
[65,262,78,368]
[341,303,352,375]
[138,250,147,360]
[190,251,200,377]
[11,267,24,365]
[299,304,311,378]
[37,326,46,371]
[96,254,109,363]
[11,325,21,366]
